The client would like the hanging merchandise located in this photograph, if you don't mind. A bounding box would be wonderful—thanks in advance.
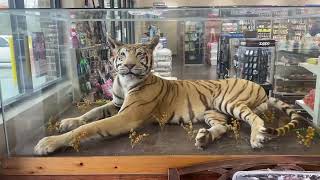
[217,33,244,79]
[79,57,90,75]
[236,47,270,83]
[218,38,275,93]
[70,23,80,48]
[234,39,275,88]
[74,14,113,101]
[217,36,231,79]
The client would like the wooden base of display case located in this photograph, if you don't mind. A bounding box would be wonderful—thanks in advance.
[1,155,320,177]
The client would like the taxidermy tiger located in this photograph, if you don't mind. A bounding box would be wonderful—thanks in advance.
[34,36,304,155]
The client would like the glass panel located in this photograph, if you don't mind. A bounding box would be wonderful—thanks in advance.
[0,0,8,8]
[0,7,319,22]
[26,14,62,89]
[24,0,50,8]
[0,14,21,102]
[0,7,319,157]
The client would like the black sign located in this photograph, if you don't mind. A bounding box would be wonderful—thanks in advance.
[245,40,275,47]
[153,1,166,7]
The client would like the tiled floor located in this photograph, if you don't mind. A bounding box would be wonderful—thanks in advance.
[171,56,217,80]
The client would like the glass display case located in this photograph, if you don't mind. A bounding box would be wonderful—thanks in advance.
[1,7,320,158]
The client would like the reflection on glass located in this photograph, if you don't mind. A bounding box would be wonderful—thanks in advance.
[24,0,50,8]
[0,14,20,102]
[26,16,61,89]
[0,0,8,8]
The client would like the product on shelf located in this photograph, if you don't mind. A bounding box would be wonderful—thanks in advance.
[222,22,238,33]
[236,47,270,83]
[73,19,113,101]
[204,20,220,65]
[288,19,307,41]
[238,20,255,32]
[304,89,316,110]
[232,39,275,85]
[153,43,172,77]
[256,20,272,39]
[273,44,319,109]
[272,20,288,41]
[306,57,319,65]
[217,36,231,79]
[183,21,204,64]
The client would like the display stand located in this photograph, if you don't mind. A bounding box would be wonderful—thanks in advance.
[296,63,320,126]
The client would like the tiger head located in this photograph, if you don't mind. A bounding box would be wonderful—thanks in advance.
[107,36,159,81]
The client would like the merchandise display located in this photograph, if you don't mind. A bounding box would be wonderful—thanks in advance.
[288,19,307,41]
[2,7,320,158]
[296,62,320,126]
[304,89,316,110]
[204,20,220,65]
[183,21,204,65]
[272,19,288,41]
[218,38,274,89]
[256,20,272,39]
[153,43,173,77]
[235,45,272,84]
[273,50,318,108]
[73,20,114,101]
[238,20,255,32]
[217,33,245,79]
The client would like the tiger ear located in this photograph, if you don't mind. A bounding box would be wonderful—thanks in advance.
[148,35,159,50]
[107,36,123,50]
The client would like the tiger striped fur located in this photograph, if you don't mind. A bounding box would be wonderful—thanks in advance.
[34,36,304,155]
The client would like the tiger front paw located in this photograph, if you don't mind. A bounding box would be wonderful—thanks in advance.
[34,135,66,155]
[59,118,86,133]
[250,126,266,149]
[195,128,212,150]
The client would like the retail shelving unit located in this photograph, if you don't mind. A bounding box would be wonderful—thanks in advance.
[296,63,320,126]
[273,50,317,107]
[182,21,205,65]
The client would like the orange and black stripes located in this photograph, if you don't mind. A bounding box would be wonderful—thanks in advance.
[265,98,305,136]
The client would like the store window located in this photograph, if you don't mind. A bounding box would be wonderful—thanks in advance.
[0,12,21,102]
[26,16,62,89]
[0,0,65,104]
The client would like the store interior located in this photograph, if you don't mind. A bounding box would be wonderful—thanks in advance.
[0,0,320,157]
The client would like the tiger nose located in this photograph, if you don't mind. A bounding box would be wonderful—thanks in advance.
[124,64,135,69]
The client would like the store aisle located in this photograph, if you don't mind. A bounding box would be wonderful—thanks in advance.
[171,55,217,80]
